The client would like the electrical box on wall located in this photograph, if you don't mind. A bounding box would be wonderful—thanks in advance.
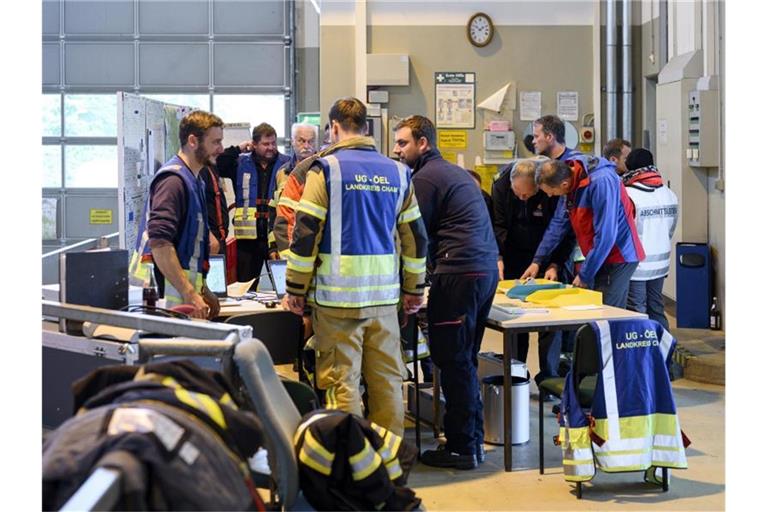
[687,89,720,167]
[482,130,516,165]
[367,54,410,86]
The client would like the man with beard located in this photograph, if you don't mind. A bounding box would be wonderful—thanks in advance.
[216,122,290,285]
[393,115,498,470]
[129,110,224,319]
[532,114,578,162]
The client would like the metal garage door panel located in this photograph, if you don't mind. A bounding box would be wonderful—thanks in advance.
[64,0,134,35]
[139,1,209,35]
[43,43,61,86]
[140,43,210,86]
[65,43,135,86]
[65,192,119,239]
[214,43,285,86]
[43,0,60,35]
[213,0,284,35]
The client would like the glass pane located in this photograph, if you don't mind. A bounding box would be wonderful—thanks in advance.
[143,94,210,111]
[213,94,285,139]
[42,94,61,137]
[43,145,62,188]
[64,145,118,188]
[64,94,117,137]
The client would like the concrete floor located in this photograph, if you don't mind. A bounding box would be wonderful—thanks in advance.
[405,327,726,511]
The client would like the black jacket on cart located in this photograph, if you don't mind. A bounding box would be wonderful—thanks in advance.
[43,360,266,511]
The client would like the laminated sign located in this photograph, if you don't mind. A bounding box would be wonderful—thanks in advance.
[89,209,113,225]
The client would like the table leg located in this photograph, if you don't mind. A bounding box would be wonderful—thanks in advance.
[503,329,515,472]
[412,315,421,459]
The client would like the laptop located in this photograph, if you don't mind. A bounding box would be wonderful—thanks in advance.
[207,254,228,299]
[255,260,287,300]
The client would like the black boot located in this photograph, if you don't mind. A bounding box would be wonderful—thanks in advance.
[421,445,478,470]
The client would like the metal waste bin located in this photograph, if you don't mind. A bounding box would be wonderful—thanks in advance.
[482,374,530,445]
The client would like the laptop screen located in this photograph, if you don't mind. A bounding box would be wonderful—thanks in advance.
[267,260,287,298]
[207,255,227,297]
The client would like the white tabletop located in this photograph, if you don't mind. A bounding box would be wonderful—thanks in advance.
[487,295,647,329]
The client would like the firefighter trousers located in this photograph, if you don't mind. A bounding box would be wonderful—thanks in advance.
[312,307,406,436]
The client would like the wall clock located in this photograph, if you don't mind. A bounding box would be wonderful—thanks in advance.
[467,12,494,48]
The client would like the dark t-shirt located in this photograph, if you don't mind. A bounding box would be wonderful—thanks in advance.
[147,173,187,248]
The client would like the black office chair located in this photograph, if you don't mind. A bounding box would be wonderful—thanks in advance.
[537,324,600,476]
[225,311,304,366]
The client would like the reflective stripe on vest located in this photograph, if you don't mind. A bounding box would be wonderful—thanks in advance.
[233,173,258,239]
[311,154,406,308]
[559,425,595,482]
[591,321,687,471]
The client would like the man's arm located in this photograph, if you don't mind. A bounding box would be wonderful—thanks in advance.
[397,184,428,308]
[151,242,209,318]
[285,163,328,300]
[491,176,509,256]
[215,141,250,181]
[578,179,620,286]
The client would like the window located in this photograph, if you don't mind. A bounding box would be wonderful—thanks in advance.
[43,145,62,188]
[42,94,61,137]
[213,94,285,138]
[65,145,118,188]
[64,94,117,137]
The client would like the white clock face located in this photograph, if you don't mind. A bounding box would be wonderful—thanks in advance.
[470,15,492,45]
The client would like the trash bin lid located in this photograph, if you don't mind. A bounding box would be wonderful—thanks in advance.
[481,374,530,386]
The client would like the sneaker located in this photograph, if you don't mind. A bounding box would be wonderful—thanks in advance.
[421,445,478,470]
[476,443,486,464]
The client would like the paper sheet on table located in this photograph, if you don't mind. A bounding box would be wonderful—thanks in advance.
[561,304,605,311]
[227,279,256,298]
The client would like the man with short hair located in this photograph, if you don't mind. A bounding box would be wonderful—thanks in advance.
[216,122,290,285]
[623,148,678,330]
[130,110,224,319]
[394,115,498,470]
[602,138,632,175]
[492,158,574,386]
[522,156,645,308]
[285,98,428,437]
[532,114,578,161]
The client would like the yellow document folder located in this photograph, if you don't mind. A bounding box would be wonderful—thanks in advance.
[525,287,603,307]
[497,278,560,294]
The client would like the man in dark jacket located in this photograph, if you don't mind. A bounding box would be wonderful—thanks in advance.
[200,163,229,255]
[492,159,575,386]
[394,115,498,470]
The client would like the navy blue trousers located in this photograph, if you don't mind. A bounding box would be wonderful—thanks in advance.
[428,272,498,456]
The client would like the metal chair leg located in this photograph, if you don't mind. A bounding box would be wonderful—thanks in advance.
[662,467,669,492]
[576,481,582,499]
[539,392,544,474]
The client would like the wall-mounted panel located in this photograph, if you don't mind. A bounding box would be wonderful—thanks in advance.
[139,43,209,85]
[214,43,285,86]
[43,0,61,35]
[139,0,209,35]
[43,43,61,86]
[65,43,135,86]
[213,0,284,35]
[64,192,119,238]
[64,0,134,35]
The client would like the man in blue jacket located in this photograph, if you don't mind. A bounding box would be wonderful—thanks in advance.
[522,156,645,308]
[394,115,498,470]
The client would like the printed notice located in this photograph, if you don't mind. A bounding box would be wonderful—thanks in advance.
[90,209,113,225]
[519,91,542,121]
[557,91,579,121]
[435,72,476,129]
[438,130,468,149]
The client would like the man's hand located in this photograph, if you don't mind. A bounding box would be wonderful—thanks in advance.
[238,140,253,153]
[209,232,221,255]
[544,264,559,282]
[572,275,588,288]
[520,262,540,280]
[286,293,305,315]
[183,291,210,319]
[402,294,423,315]
[497,260,505,281]
[201,286,220,319]
[268,250,280,261]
